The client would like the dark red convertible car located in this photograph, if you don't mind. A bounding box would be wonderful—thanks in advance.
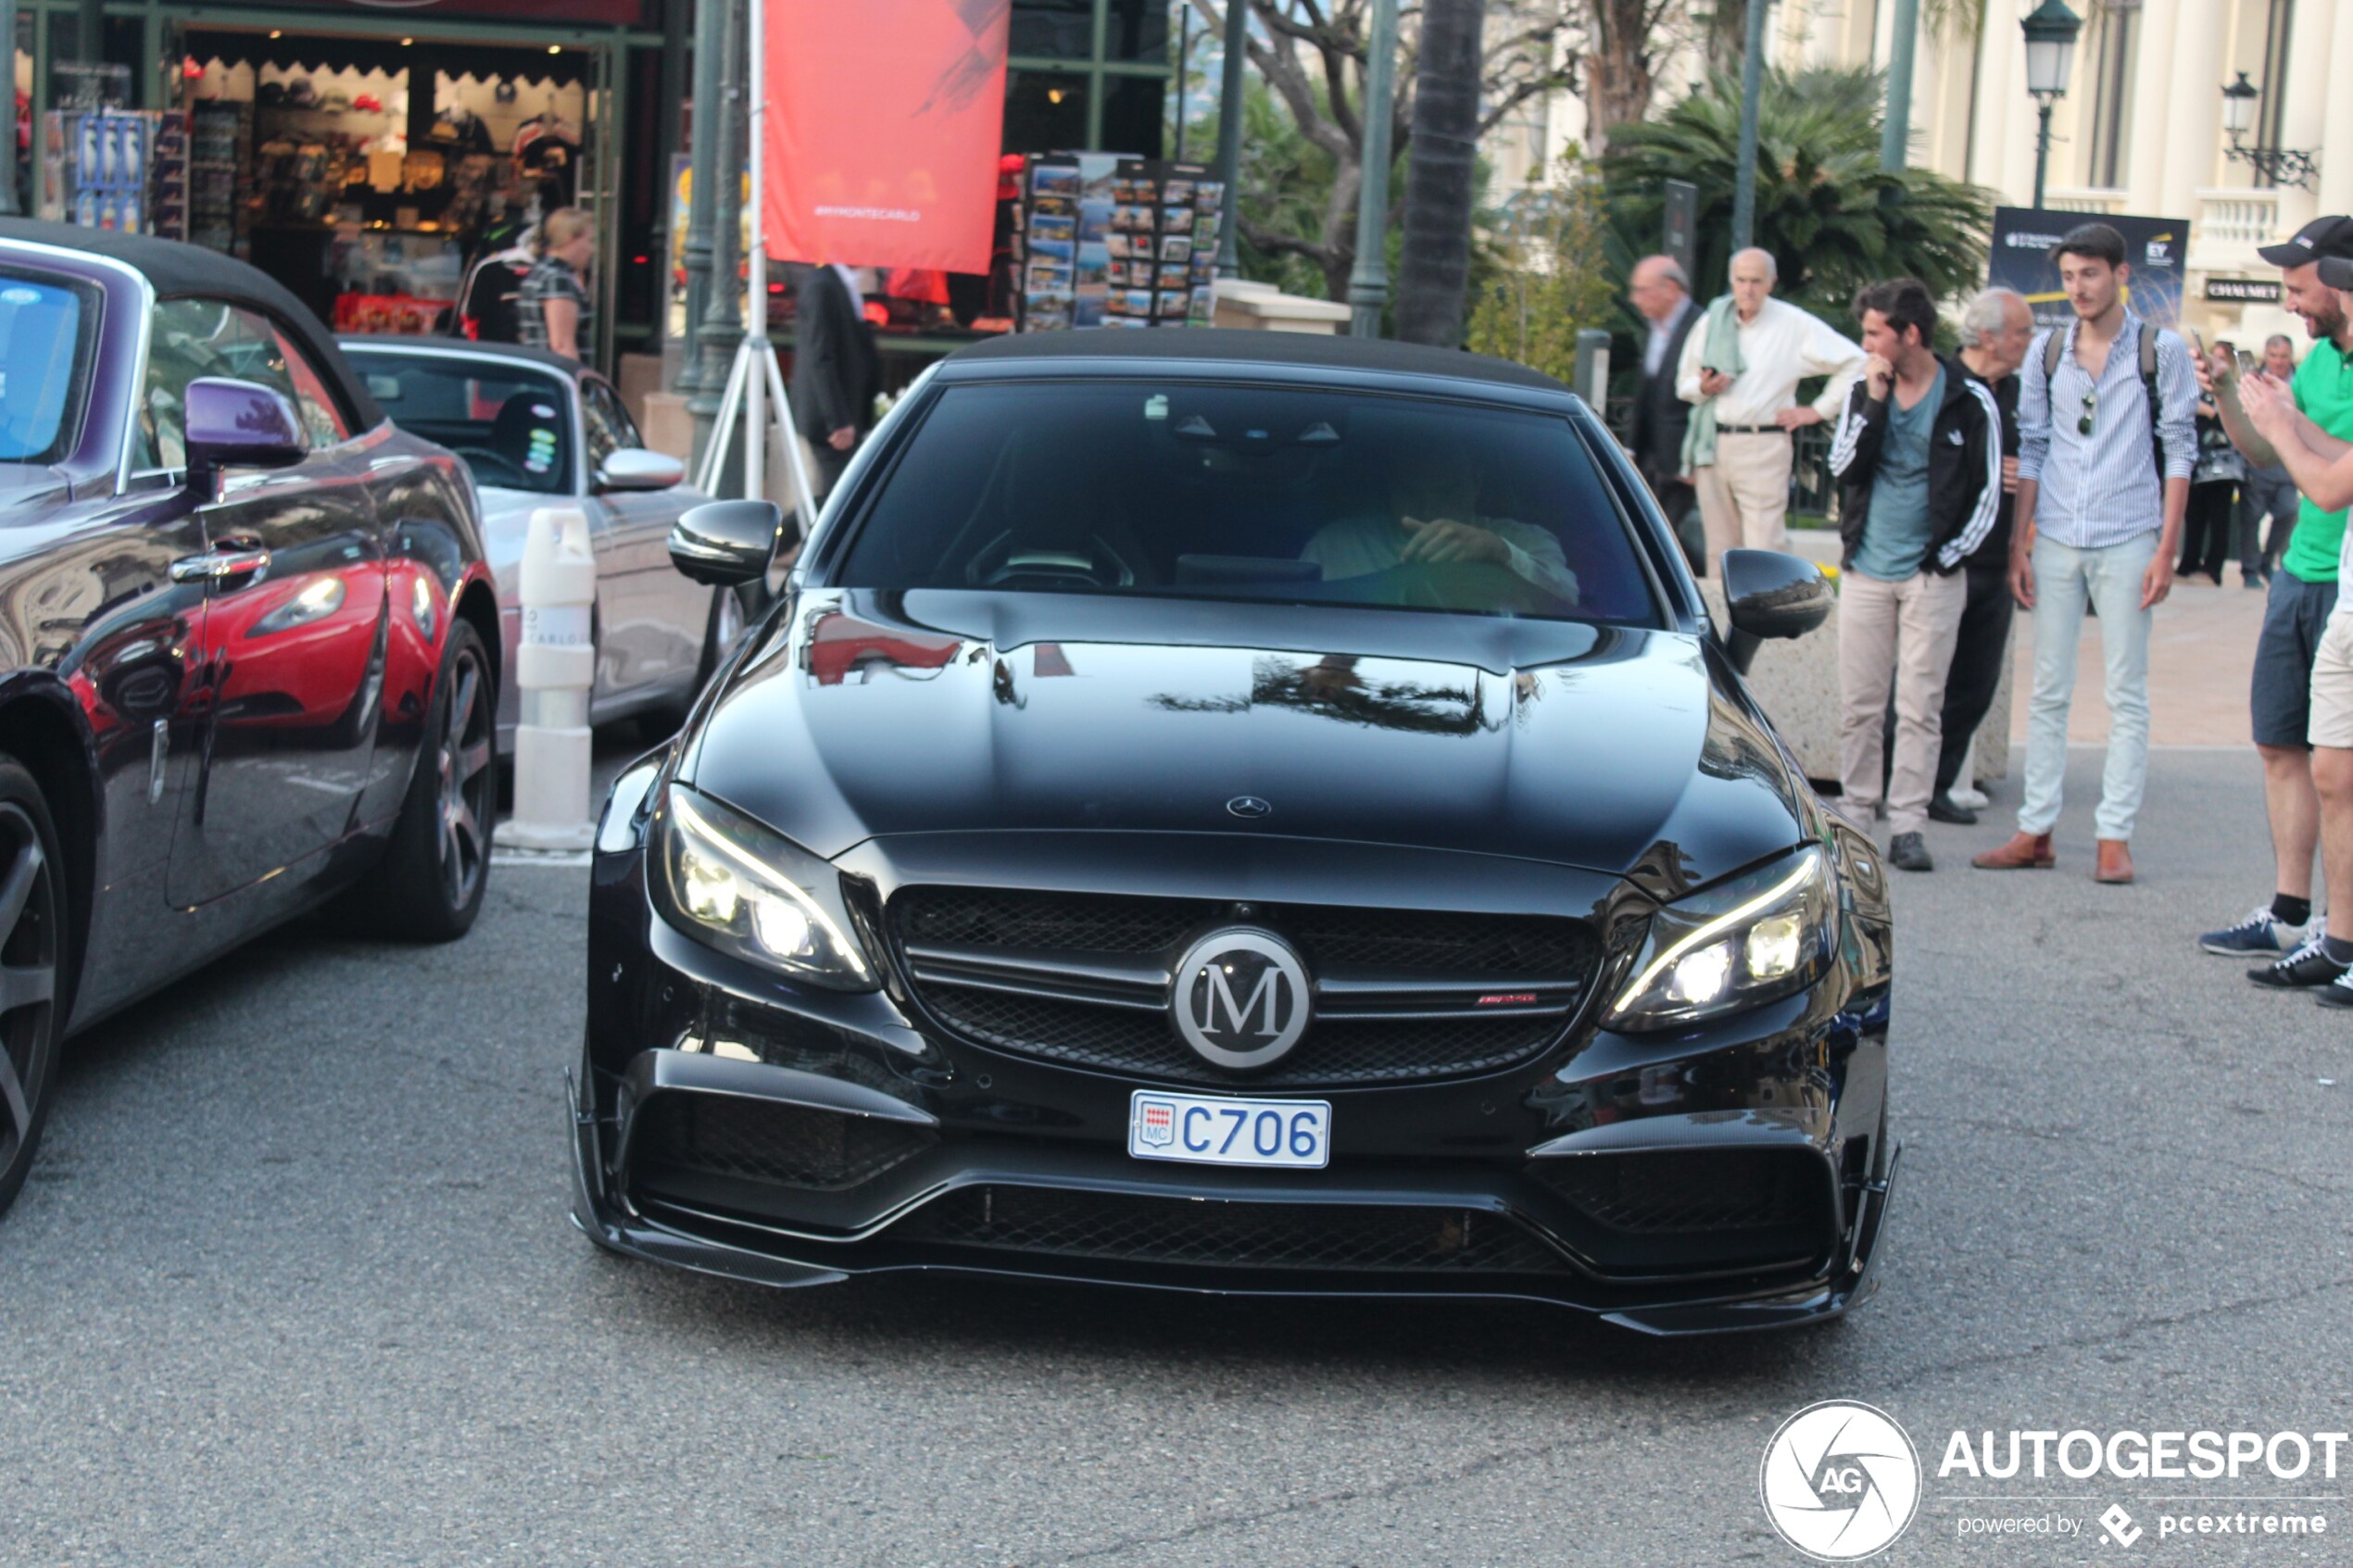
[0,220,499,1214]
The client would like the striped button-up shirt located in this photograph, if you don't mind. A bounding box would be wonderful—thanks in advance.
[2016,310,2199,550]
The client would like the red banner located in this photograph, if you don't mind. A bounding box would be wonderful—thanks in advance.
[763,0,1011,274]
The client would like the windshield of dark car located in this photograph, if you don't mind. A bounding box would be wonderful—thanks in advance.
[342,350,573,495]
[0,270,94,465]
[831,381,1657,624]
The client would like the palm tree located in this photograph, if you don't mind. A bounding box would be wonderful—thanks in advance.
[1395,0,1487,345]
[1601,67,1994,313]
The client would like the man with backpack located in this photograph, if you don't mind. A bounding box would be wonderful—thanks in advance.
[1972,222,2199,884]
[1829,278,2003,872]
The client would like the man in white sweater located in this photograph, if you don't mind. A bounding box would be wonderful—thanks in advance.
[1676,248,1868,562]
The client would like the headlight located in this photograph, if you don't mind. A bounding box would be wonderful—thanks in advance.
[653,784,875,990]
[1604,846,1837,1031]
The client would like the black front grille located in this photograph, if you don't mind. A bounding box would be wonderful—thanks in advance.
[632,1094,934,1191]
[901,1185,1573,1273]
[923,981,1562,1086]
[1529,1148,1821,1234]
[893,887,1598,1088]
[901,888,1198,953]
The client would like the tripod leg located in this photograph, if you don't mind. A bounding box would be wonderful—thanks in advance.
[697,345,751,495]
[761,346,818,531]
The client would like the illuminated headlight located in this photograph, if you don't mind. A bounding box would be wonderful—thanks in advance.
[1604,846,1837,1030]
[653,784,875,989]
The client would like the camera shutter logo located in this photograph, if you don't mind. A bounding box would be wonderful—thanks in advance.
[1758,1400,1921,1562]
[1171,929,1310,1069]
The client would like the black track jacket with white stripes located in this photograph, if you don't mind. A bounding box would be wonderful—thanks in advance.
[1827,350,2004,576]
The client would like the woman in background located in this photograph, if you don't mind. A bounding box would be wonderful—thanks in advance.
[516,207,596,363]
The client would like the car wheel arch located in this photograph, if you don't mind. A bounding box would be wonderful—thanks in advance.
[454,579,502,707]
[0,685,100,1024]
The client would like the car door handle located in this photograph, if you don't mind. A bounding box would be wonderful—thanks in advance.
[170,547,271,585]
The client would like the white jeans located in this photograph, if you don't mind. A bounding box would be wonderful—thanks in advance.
[2019,532,2158,841]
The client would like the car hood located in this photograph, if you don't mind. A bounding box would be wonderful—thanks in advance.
[683,589,1812,890]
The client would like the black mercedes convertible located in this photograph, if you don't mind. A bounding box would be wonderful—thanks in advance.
[573,330,1896,1335]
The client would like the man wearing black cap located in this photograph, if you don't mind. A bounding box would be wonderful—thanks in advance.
[2195,218,2353,973]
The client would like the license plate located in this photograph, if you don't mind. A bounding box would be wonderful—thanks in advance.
[1127,1090,1332,1169]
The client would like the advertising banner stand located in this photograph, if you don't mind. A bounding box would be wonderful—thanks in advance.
[1987,206,2190,331]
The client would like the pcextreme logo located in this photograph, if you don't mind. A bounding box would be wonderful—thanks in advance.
[1759,1400,1923,1562]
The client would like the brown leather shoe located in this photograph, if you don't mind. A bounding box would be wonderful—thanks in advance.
[2094,838,2133,884]
[1971,831,2055,870]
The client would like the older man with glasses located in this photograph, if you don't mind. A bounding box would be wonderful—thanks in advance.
[1972,223,2198,885]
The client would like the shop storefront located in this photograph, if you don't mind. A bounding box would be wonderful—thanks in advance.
[8,0,679,371]
[4,0,1174,380]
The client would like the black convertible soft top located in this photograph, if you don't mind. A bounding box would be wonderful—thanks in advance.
[0,218,385,430]
[945,324,1571,396]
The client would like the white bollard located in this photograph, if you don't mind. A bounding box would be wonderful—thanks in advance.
[504,506,598,853]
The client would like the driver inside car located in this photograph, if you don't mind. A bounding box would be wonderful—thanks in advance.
[1300,442,1579,604]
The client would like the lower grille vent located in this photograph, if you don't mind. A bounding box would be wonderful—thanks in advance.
[900,1185,1573,1274]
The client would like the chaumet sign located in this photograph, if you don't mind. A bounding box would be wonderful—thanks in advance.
[2207,277,2284,304]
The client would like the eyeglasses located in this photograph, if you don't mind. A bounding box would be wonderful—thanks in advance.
[2078,388,2097,437]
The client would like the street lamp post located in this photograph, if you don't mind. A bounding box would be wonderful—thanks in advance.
[1213,0,1249,280]
[1730,0,1773,252]
[1346,0,1400,338]
[2020,0,2082,211]
[690,0,747,485]
[2219,72,2321,190]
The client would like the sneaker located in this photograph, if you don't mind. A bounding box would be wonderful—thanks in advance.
[2245,571,2267,590]
[2248,932,2350,989]
[2320,971,2353,1010]
[1888,831,1932,872]
[2199,904,2307,957]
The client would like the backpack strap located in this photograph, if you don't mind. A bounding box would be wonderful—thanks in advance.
[2044,320,2171,479]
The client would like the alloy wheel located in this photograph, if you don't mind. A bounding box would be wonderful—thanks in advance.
[436,646,493,912]
[0,801,57,1176]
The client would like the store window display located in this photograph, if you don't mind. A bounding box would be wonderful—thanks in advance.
[176,41,590,343]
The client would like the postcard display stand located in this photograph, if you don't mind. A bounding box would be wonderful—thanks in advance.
[38,109,188,239]
[1015,154,1221,332]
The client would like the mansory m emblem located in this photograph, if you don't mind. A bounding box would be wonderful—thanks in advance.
[1170,929,1311,1069]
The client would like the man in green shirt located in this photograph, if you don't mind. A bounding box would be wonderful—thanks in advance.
[2197,217,2353,972]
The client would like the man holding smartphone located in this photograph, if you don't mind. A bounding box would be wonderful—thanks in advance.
[2194,218,2353,971]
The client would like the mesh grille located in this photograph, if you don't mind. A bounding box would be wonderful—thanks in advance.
[894,887,1596,1087]
[900,888,1202,953]
[634,1095,934,1191]
[1285,906,1587,973]
[1529,1149,1820,1234]
[924,983,1560,1086]
[903,1186,1573,1273]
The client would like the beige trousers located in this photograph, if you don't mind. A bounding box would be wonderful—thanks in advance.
[1694,430,1794,566]
[1838,569,1968,835]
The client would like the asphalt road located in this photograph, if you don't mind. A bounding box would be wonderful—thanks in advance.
[3,743,2350,1566]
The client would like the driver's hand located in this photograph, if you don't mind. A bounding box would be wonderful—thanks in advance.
[1399,516,1510,566]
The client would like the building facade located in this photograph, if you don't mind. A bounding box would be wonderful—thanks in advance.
[1484,0,2328,343]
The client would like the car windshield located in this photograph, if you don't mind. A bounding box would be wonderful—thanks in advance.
[343,349,573,495]
[0,269,94,465]
[833,381,1656,624]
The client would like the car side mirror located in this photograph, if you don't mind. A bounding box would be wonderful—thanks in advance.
[670,499,779,586]
[1720,547,1833,675]
[183,377,305,490]
[596,448,686,493]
